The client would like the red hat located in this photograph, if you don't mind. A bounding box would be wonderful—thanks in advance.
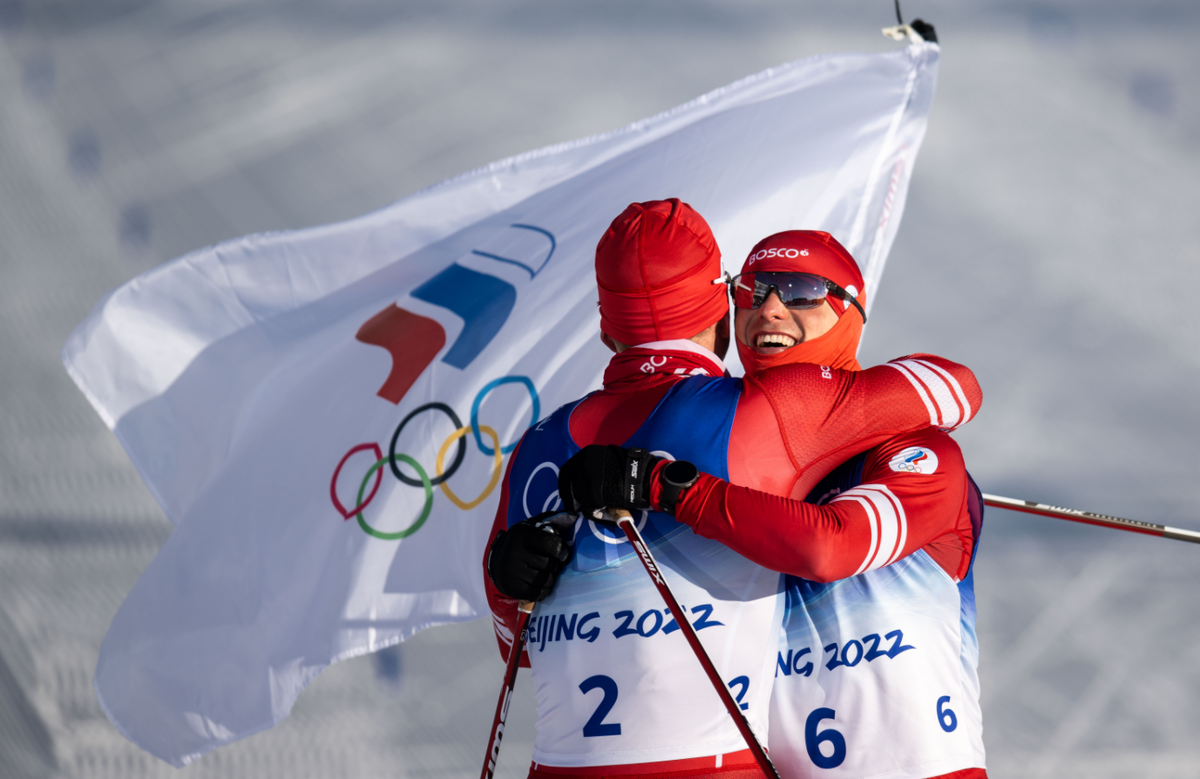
[596,199,728,346]
[739,230,864,302]
[736,231,867,373]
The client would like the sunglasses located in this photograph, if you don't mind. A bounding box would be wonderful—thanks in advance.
[725,271,866,324]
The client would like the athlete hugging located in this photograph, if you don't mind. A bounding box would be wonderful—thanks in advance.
[485,199,988,779]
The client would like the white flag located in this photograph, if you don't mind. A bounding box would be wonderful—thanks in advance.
[63,42,939,766]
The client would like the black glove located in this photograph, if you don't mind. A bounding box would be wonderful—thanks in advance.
[486,511,573,601]
[557,445,660,520]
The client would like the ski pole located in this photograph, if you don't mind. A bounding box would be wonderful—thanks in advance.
[982,494,1200,545]
[480,600,534,779]
[611,508,781,779]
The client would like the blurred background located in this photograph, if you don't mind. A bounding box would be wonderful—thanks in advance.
[2,0,1199,777]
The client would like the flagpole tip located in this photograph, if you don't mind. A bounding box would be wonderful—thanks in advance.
[882,19,937,45]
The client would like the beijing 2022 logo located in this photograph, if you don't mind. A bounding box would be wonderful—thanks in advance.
[329,224,555,541]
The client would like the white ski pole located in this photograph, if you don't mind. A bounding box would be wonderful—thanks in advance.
[983,494,1200,544]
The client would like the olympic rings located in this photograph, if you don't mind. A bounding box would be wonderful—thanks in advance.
[437,425,503,510]
[356,454,433,540]
[471,376,539,456]
[389,402,464,487]
[330,374,540,541]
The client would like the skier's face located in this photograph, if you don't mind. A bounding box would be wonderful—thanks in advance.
[734,289,839,357]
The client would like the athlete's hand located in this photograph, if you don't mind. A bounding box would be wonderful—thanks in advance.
[558,445,660,520]
[487,512,573,601]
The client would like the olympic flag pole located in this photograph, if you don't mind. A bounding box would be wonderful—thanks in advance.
[480,600,534,779]
[611,508,781,779]
[983,494,1200,545]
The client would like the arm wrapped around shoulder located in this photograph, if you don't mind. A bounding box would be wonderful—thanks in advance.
[744,354,982,496]
[884,354,982,431]
[675,429,976,582]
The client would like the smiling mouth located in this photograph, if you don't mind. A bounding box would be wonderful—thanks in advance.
[754,333,797,350]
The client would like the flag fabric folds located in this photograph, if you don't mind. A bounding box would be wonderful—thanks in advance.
[62,42,939,766]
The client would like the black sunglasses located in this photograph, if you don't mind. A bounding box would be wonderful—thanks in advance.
[725,271,866,324]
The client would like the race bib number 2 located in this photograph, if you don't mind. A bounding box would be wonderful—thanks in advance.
[576,674,754,737]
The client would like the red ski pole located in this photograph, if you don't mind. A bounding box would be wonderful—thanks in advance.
[983,494,1200,544]
[612,508,781,779]
[480,600,534,779]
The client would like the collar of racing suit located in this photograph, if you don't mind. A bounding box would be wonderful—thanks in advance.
[602,339,728,391]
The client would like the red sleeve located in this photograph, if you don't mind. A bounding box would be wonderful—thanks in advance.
[669,429,976,582]
[483,440,530,667]
[742,353,981,497]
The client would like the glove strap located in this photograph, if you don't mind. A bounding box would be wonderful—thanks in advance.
[623,448,653,507]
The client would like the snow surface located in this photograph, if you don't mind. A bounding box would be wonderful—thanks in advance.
[1,1,1198,777]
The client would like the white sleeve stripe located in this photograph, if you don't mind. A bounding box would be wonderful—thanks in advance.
[867,486,909,566]
[864,487,902,570]
[835,493,890,573]
[886,362,938,426]
[833,484,908,572]
[493,615,514,646]
[913,358,973,424]
[894,360,960,428]
[833,495,881,575]
[902,360,960,428]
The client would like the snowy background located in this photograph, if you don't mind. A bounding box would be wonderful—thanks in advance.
[2,1,1199,777]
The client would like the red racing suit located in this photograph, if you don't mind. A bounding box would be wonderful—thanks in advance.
[669,428,977,585]
[484,342,981,777]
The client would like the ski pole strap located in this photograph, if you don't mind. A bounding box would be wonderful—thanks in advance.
[481,600,535,779]
[611,509,782,779]
[982,493,1200,545]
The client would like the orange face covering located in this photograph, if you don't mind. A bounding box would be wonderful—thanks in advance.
[734,230,866,375]
[736,300,863,374]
